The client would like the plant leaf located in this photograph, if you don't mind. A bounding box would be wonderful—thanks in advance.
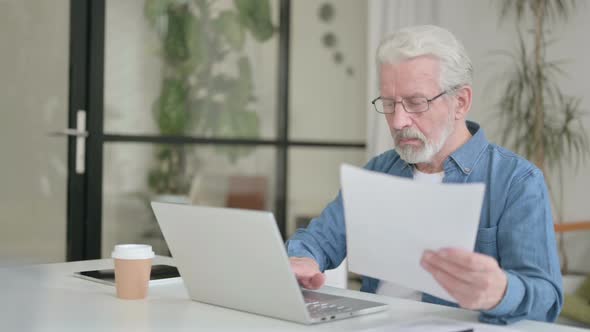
[213,10,245,51]
[234,0,275,42]
[155,79,189,135]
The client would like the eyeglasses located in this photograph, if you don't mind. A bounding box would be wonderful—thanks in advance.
[371,89,452,114]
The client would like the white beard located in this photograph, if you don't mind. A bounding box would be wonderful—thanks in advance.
[392,113,455,164]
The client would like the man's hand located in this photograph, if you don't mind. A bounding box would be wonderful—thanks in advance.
[289,257,326,290]
[420,248,507,311]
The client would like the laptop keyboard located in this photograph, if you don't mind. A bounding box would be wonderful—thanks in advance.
[303,291,353,318]
[305,300,351,316]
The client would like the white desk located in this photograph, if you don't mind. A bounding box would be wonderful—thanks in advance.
[0,256,585,331]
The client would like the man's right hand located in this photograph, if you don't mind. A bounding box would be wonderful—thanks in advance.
[289,257,326,290]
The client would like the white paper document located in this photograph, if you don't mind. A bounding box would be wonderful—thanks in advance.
[340,164,485,302]
[362,317,521,332]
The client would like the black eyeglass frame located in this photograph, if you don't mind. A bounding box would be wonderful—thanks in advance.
[371,85,462,114]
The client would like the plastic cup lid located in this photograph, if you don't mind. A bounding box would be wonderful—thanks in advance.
[111,244,155,260]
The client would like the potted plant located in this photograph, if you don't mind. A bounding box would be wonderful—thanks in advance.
[493,0,588,273]
[493,2,590,325]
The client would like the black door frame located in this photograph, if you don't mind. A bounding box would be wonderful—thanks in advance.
[67,0,104,261]
[67,0,365,261]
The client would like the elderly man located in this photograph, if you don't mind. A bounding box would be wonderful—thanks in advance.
[286,25,563,325]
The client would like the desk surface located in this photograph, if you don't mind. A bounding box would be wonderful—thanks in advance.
[0,256,585,332]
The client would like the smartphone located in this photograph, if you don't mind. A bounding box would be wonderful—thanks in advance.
[73,264,181,286]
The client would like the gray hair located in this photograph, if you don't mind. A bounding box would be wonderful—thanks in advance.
[376,25,473,91]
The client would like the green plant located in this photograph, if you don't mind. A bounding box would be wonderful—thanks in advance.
[144,0,276,194]
[494,0,588,272]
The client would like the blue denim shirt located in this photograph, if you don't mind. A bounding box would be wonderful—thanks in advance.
[286,121,563,325]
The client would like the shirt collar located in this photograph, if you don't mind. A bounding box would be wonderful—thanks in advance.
[396,121,489,175]
[445,121,489,175]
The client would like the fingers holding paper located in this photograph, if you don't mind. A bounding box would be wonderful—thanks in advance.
[420,248,507,311]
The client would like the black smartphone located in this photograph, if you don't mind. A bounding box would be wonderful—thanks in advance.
[73,264,180,286]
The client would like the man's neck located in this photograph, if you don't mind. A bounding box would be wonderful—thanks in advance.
[415,123,472,173]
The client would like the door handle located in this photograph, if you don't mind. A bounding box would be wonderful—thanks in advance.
[48,110,87,174]
[49,128,88,137]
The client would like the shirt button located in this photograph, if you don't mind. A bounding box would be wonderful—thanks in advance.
[465,168,471,172]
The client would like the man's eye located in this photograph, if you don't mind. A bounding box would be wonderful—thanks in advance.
[406,98,426,107]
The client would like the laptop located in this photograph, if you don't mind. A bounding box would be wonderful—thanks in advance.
[151,202,389,325]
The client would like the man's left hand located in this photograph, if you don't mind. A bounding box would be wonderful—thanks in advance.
[420,248,507,311]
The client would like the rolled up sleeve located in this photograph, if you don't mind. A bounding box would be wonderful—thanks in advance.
[286,192,347,272]
[285,157,383,271]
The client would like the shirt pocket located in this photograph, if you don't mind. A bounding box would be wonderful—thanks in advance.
[475,226,498,259]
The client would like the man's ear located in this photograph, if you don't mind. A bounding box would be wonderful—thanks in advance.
[453,85,472,120]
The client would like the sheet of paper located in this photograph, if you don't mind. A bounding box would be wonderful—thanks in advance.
[361,317,522,332]
[340,164,485,302]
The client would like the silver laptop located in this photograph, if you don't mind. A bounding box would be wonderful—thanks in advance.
[151,202,388,325]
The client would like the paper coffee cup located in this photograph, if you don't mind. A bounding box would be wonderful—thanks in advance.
[112,244,155,300]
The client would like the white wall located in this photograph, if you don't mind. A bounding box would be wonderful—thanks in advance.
[368,0,590,272]
[289,0,367,142]
[0,0,69,264]
[287,0,368,235]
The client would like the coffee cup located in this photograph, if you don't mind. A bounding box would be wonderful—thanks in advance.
[111,244,155,300]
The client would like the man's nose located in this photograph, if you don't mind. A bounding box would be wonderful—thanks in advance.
[386,102,412,131]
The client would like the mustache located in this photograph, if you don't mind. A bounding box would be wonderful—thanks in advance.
[393,127,427,143]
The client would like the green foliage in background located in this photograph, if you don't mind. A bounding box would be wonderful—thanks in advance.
[495,0,588,273]
[496,0,587,175]
[144,0,276,194]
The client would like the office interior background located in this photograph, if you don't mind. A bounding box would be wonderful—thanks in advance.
[1,0,588,287]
